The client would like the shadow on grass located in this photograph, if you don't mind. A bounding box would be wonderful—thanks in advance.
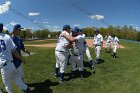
[27,79,59,93]
[98,59,105,64]
[111,55,120,58]
[84,59,105,66]
[65,69,91,81]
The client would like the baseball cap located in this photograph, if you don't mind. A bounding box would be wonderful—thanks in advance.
[13,24,23,30]
[63,25,71,30]
[0,23,3,31]
[94,28,99,32]
[72,27,80,33]
[79,29,82,32]
[112,34,115,37]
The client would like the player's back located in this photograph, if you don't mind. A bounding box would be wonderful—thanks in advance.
[0,33,15,66]
[55,31,70,52]
[94,34,103,45]
[107,35,112,42]
[112,37,119,44]
[72,35,84,55]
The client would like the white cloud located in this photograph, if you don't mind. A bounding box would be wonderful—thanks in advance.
[3,26,8,30]
[42,21,48,24]
[28,12,40,16]
[5,24,9,27]
[0,1,11,14]
[90,15,104,20]
[33,21,38,23]
[10,21,18,26]
[73,24,80,27]
[135,27,140,30]
[53,29,61,31]
[47,25,51,28]
[52,26,58,28]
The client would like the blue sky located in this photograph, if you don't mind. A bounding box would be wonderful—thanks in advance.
[0,0,140,32]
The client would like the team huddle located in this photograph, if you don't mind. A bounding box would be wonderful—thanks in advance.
[55,25,120,83]
[0,23,120,93]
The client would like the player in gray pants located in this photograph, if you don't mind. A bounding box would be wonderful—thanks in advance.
[61,27,84,80]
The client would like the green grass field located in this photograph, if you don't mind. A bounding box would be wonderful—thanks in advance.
[0,40,140,93]
[24,39,57,45]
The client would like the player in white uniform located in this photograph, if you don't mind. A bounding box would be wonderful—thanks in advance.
[93,29,103,64]
[61,27,84,80]
[79,29,95,71]
[111,34,120,58]
[55,25,72,83]
[104,33,112,53]
[0,23,31,93]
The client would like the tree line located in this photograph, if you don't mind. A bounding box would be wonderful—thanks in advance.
[3,25,140,41]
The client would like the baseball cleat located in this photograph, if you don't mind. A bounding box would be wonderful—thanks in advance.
[80,76,83,80]
[70,75,75,80]
[59,80,64,84]
[23,87,31,93]
[54,74,58,78]
[79,74,83,80]
[90,66,95,74]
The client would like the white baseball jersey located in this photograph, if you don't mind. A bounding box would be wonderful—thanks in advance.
[82,34,86,39]
[93,34,103,46]
[106,35,112,43]
[72,35,84,55]
[55,31,70,52]
[82,34,87,47]
[112,37,119,45]
[0,33,16,67]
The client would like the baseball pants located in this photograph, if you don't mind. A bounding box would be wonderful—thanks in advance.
[16,65,23,79]
[55,51,68,73]
[70,55,83,71]
[83,45,92,61]
[94,46,101,59]
[1,62,27,93]
[105,42,111,49]
[112,45,118,53]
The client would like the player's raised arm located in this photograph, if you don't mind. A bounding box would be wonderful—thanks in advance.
[61,27,80,42]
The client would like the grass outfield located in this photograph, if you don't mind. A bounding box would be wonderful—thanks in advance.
[0,40,140,93]
[24,39,57,45]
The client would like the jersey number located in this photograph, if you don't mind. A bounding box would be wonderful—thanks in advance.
[0,40,6,52]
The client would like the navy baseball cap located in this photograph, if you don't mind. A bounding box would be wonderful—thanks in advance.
[94,28,99,32]
[112,34,115,37]
[13,24,23,30]
[79,29,82,32]
[72,27,80,32]
[63,25,71,30]
[0,23,3,31]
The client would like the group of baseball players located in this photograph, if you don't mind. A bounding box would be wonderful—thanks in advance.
[0,23,31,93]
[0,22,120,92]
[55,24,120,83]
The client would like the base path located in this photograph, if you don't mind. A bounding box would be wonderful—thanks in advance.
[25,39,125,48]
[86,39,125,48]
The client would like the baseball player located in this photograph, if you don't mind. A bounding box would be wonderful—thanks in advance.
[11,24,30,79]
[79,29,95,70]
[0,23,31,93]
[111,34,120,58]
[93,29,103,64]
[61,27,84,80]
[104,33,112,53]
[55,25,72,83]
